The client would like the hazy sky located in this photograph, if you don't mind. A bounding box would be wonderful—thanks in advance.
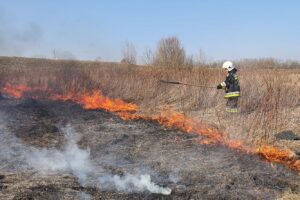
[1,0,300,62]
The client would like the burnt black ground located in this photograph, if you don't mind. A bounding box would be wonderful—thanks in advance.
[0,98,300,200]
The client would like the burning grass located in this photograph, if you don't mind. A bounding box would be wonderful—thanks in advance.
[0,55,299,199]
[2,97,299,199]
[1,82,300,176]
[0,56,299,175]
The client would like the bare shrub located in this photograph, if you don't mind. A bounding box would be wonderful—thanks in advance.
[121,41,137,65]
[142,47,154,65]
[153,36,186,68]
[184,55,194,68]
[194,49,207,66]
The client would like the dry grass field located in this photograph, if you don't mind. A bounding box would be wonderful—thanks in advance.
[0,56,299,199]
[0,56,299,148]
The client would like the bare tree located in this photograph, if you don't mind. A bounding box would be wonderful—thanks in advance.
[142,47,154,65]
[153,36,186,68]
[195,49,207,66]
[185,55,194,68]
[121,41,137,65]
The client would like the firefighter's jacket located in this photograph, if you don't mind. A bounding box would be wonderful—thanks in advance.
[220,68,240,98]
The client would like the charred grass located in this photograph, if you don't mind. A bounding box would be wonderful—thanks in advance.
[0,56,300,199]
[1,97,300,199]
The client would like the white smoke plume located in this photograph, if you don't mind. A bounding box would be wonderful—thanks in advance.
[98,174,171,195]
[78,192,92,200]
[0,113,30,171]
[0,112,172,196]
[26,125,93,183]
[52,49,77,60]
[25,124,172,195]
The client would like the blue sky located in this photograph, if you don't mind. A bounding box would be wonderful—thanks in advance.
[0,0,300,62]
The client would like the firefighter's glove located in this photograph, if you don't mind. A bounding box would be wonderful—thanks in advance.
[216,84,222,89]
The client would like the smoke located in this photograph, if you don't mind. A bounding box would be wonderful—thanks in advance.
[0,113,171,195]
[168,171,181,184]
[52,49,77,60]
[26,125,93,183]
[25,124,171,195]
[0,113,30,171]
[0,5,42,57]
[98,174,171,195]
[0,18,42,56]
[78,192,92,200]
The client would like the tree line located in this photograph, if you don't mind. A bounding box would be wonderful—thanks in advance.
[120,36,300,69]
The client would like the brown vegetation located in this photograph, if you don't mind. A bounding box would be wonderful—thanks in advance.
[121,41,137,65]
[0,56,299,150]
[153,37,186,68]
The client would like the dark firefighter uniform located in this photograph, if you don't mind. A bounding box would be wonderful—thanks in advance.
[217,68,240,112]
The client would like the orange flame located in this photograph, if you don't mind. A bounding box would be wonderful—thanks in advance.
[257,145,300,172]
[53,91,138,113]
[1,83,300,174]
[79,91,138,112]
[2,83,31,98]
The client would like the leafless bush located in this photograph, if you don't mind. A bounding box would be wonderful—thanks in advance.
[184,55,194,68]
[194,49,207,66]
[121,41,137,65]
[153,36,186,68]
[142,47,154,65]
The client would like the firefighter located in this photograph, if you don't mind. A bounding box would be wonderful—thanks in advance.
[217,61,240,113]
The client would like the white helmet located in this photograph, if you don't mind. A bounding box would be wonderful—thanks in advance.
[222,61,234,71]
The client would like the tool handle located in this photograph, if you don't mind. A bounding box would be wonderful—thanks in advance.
[182,83,215,88]
[159,80,181,84]
[160,80,214,88]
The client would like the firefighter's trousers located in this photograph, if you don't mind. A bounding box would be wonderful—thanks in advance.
[226,97,239,113]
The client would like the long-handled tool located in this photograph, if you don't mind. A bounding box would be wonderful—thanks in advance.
[160,80,215,88]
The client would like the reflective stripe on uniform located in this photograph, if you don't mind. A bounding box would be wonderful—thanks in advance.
[234,75,239,80]
[224,91,240,98]
[220,82,226,89]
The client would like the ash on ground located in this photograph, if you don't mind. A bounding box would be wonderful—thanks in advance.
[0,98,300,200]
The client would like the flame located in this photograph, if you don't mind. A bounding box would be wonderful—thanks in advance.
[2,83,31,98]
[2,83,56,99]
[257,145,300,172]
[79,91,138,112]
[53,91,138,113]
[1,83,300,174]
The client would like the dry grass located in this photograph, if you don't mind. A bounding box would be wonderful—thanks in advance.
[0,56,299,149]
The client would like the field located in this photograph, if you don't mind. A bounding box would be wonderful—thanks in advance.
[0,56,300,199]
[1,57,299,146]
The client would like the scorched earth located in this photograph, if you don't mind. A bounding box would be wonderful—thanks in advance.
[0,97,299,200]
